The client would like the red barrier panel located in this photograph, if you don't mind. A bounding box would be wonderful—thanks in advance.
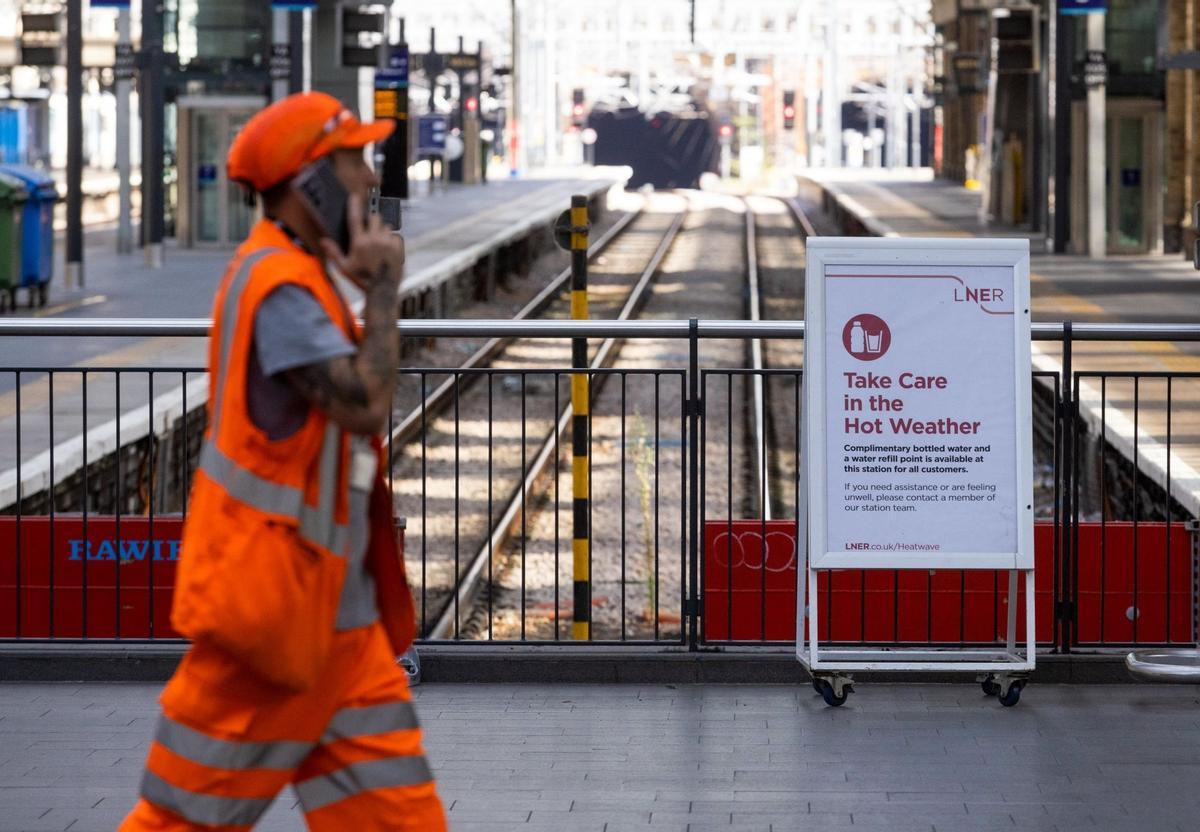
[704,520,1194,645]
[703,520,798,641]
[0,516,184,639]
[1075,521,1194,646]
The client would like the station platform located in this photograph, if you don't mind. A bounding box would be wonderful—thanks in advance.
[46,166,626,328]
[0,168,627,510]
[799,168,1200,324]
[1,680,1196,832]
[801,168,1200,518]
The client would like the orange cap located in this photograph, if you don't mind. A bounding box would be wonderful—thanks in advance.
[227,91,395,192]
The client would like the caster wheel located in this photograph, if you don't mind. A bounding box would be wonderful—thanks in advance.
[981,677,1000,697]
[817,679,849,708]
[812,679,824,694]
[998,681,1024,707]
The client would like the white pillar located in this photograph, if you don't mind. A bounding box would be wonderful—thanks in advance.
[272,9,289,102]
[805,48,819,167]
[509,0,523,174]
[115,7,132,254]
[303,8,313,91]
[823,0,841,167]
[1086,13,1106,259]
[910,39,923,168]
[886,45,900,168]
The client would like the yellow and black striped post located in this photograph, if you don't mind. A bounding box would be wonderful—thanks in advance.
[568,194,591,640]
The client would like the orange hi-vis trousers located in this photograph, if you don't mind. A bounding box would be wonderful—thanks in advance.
[119,623,446,831]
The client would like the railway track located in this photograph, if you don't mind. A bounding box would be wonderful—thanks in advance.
[387,204,644,450]
[401,191,821,642]
[388,193,688,639]
[448,191,751,642]
[741,194,813,522]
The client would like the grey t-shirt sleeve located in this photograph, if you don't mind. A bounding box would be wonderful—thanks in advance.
[254,284,356,377]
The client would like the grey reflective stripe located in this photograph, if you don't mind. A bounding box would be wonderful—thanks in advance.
[299,422,344,554]
[334,487,378,629]
[321,701,419,744]
[201,439,350,554]
[211,247,279,433]
[199,442,304,519]
[141,770,274,827]
[155,714,313,771]
[294,756,434,812]
[323,519,350,558]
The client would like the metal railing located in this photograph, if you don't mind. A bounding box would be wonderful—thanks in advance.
[0,318,1198,652]
[5,318,1200,340]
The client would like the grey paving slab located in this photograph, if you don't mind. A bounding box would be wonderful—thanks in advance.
[1,682,1197,831]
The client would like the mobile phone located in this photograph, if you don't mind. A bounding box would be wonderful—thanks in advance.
[292,157,352,254]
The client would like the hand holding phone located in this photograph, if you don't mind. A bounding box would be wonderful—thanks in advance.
[319,191,405,295]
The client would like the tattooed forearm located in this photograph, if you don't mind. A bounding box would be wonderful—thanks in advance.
[358,273,400,388]
[285,360,370,411]
[282,265,399,435]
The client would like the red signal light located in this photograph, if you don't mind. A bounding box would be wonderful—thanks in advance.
[783,105,795,119]
[465,97,478,112]
[719,124,733,138]
[572,103,584,117]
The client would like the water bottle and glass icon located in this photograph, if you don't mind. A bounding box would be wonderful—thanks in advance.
[843,314,891,361]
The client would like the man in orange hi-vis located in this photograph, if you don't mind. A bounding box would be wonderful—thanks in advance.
[119,92,447,831]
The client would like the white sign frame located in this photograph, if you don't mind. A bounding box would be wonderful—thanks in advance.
[799,237,1035,674]
[805,237,1034,571]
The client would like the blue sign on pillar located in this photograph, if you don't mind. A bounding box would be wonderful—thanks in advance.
[1060,0,1106,14]
[375,46,409,90]
[418,115,448,155]
[390,45,409,79]
[89,0,132,7]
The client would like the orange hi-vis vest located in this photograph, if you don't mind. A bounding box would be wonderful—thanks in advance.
[171,220,415,691]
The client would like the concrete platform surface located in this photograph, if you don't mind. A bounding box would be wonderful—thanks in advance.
[1,681,1198,831]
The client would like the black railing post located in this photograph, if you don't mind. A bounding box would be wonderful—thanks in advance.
[687,318,701,650]
[1058,321,1075,653]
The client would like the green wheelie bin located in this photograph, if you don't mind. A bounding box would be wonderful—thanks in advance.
[0,170,27,311]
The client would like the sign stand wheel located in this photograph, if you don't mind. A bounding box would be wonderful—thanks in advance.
[980,673,1027,706]
[813,673,854,707]
[996,675,1027,707]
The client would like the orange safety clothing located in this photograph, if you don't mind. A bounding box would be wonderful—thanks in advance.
[170,219,415,693]
[119,622,446,831]
[119,216,445,829]
[227,92,394,193]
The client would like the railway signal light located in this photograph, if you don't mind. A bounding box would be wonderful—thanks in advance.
[782,90,796,131]
[571,88,585,128]
[20,7,63,67]
[719,122,733,142]
[994,7,1039,75]
[465,96,478,114]
[339,5,386,68]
